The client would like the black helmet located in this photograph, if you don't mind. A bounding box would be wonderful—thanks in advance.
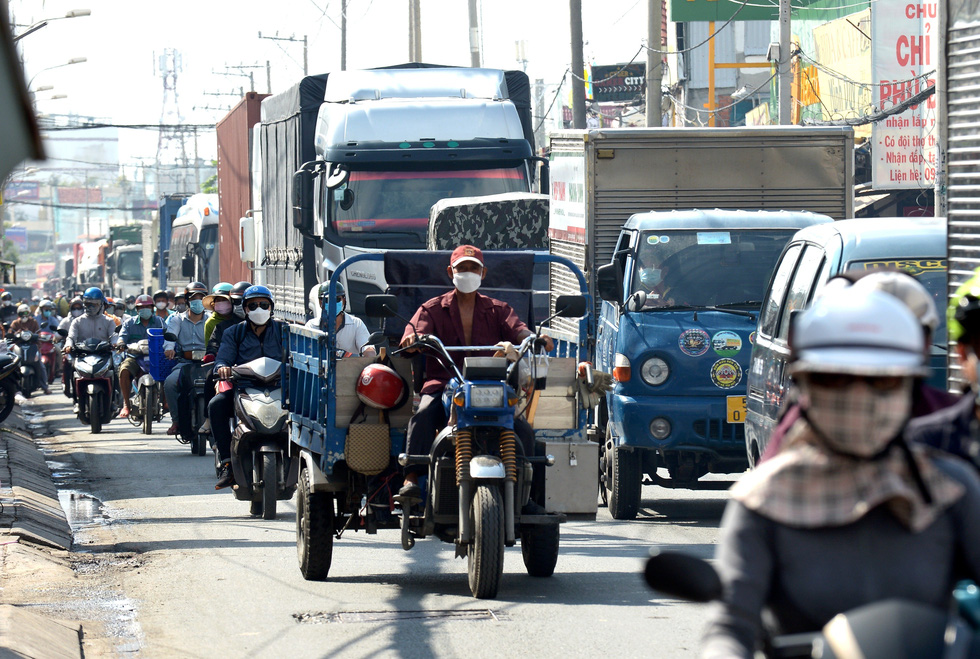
[230,281,251,301]
[184,281,208,298]
[318,281,346,301]
[152,289,169,301]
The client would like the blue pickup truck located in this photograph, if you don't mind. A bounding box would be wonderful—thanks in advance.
[594,209,833,520]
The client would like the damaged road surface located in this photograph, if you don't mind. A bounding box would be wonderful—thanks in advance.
[4,390,725,657]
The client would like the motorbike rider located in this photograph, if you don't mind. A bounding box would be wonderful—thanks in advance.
[0,292,16,328]
[104,297,122,327]
[173,291,187,314]
[35,299,61,332]
[702,287,980,658]
[163,282,209,439]
[907,267,980,465]
[64,288,117,409]
[396,245,553,507]
[123,295,137,317]
[152,290,171,320]
[305,281,376,357]
[203,282,233,344]
[10,304,40,334]
[206,281,250,357]
[54,292,69,318]
[115,295,166,419]
[211,285,286,489]
[59,296,84,399]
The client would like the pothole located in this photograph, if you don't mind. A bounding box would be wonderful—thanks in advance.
[293,609,509,624]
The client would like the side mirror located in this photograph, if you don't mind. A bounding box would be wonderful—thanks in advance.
[292,160,324,234]
[596,263,624,305]
[181,255,195,278]
[644,551,722,603]
[554,294,588,319]
[65,259,74,277]
[362,331,386,351]
[326,162,350,189]
[164,332,177,342]
[626,291,647,312]
[365,295,398,318]
[337,187,355,211]
[57,328,68,338]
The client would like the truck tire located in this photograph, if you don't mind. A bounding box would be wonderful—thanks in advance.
[468,484,504,599]
[521,523,559,577]
[607,445,641,521]
[297,466,334,581]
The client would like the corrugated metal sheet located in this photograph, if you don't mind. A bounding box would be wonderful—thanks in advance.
[945,19,980,388]
[687,21,737,89]
[216,92,268,286]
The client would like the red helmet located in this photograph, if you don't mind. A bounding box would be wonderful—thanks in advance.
[356,363,408,410]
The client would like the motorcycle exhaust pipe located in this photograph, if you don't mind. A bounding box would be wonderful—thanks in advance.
[504,480,515,545]
[459,479,473,544]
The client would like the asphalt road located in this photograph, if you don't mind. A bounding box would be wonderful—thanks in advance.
[26,389,730,658]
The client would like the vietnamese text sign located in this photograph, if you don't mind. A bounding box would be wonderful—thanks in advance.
[871,0,938,189]
[549,153,586,243]
[813,9,872,139]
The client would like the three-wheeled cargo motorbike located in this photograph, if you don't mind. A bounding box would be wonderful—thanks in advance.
[287,251,598,599]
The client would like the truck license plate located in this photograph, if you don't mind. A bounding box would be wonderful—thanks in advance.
[727,396,747,424]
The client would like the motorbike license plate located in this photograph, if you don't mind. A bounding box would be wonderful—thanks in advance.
[726,395,747,424]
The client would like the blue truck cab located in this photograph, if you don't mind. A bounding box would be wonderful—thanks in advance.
[594,209,833,519]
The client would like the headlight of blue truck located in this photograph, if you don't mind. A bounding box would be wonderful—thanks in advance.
[641,357,670,386]
[469,385,505,408]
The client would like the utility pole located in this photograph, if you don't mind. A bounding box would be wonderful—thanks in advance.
[468,0,481,68]
[258,32,308,76]
[569,0,586,129]
[266,60,271,93]
[409,0,422,62]
[341,0,347,71]
[646,0,662,127]
[778,0,791,124]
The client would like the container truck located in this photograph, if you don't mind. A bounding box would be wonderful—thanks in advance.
[239,63,539,323]
[545,126,855,513]
[157,194,191,291]
[166,193,219,291]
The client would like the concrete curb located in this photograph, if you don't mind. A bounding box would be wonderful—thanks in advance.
[0,403,81,658]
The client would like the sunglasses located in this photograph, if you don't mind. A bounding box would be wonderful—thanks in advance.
[246,301,271,311]
[806,372,907,392]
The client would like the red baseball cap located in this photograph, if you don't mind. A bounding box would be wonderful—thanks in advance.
[450,245,484,268]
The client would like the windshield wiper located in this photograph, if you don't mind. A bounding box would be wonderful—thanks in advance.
[703,306,757,319]
[714,300,763,308]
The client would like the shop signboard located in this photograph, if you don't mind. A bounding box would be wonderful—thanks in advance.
[871,0,938,189]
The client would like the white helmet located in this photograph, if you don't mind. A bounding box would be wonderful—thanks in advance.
[16,304,30,315]
[851,271,939,331]
[790,288,928,377]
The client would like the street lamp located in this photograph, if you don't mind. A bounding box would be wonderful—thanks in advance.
[13,9,91,42]
[27,57,87,90]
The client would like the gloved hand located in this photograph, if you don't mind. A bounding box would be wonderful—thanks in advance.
[576,362,614,409]
[493,341,520,362]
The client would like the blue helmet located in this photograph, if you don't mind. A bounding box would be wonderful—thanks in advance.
[82,287,105,302]
[243,285,274,306]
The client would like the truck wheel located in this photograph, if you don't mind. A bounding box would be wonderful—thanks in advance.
[468,484,504,599]
[607,446,641,521]
[297,466,334,581]
[521,523,559,577]
[261,452,277,520]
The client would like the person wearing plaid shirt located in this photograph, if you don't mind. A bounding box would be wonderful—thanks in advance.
[702,288,980,659]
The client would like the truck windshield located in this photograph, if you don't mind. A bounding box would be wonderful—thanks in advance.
[850,258,947,346]
[329,167,528,243]
[116,250,142,281]
[632,229,799,309]
[199,226,219,287]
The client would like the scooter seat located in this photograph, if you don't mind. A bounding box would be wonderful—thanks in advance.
[0,354,17,368]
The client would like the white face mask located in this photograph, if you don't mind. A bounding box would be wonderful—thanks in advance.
[453,271,482,295]
[247,307,271,326]
[155,301,168,310]
[71,308,83,318]
[802,379,913,457]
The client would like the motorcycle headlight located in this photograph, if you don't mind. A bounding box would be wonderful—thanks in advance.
[76,359,95,375]
[641,357,670,386]
[469,385,504,408]
[240,396,284,429]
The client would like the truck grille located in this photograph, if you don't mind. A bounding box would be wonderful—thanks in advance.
[692,418,745,443]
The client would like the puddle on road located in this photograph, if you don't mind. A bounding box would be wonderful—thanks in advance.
[293,609,509,624]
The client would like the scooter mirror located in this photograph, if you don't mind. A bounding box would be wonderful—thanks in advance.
[554,294,588,319]
[363,331,386,349]
[365,295,398,318]
[57,328,68,338]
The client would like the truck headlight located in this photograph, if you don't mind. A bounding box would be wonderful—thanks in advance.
[641,357,669,386]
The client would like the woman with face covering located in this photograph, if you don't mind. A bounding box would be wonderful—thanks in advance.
[702,288,980,658]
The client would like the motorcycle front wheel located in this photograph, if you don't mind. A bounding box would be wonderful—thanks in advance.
[468,484,504,599]
[90,391,103,434]
[261,452,277,520]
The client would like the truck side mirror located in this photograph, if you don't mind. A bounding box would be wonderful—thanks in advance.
[65,259,74,277]
[181,255,195,278]
[239,214,255,262]
[292,160,325,235]
[596,263,623,305]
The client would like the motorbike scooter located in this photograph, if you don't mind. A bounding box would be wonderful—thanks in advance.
[0,351,22,423]
[223,357,293,519]
[37,329,57,385]
[8,330,43,398]
[72,337,122,433]
[123,340,164,435]
[643,551,979,658]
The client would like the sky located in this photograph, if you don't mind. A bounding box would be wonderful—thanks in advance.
[9,0,651,166]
